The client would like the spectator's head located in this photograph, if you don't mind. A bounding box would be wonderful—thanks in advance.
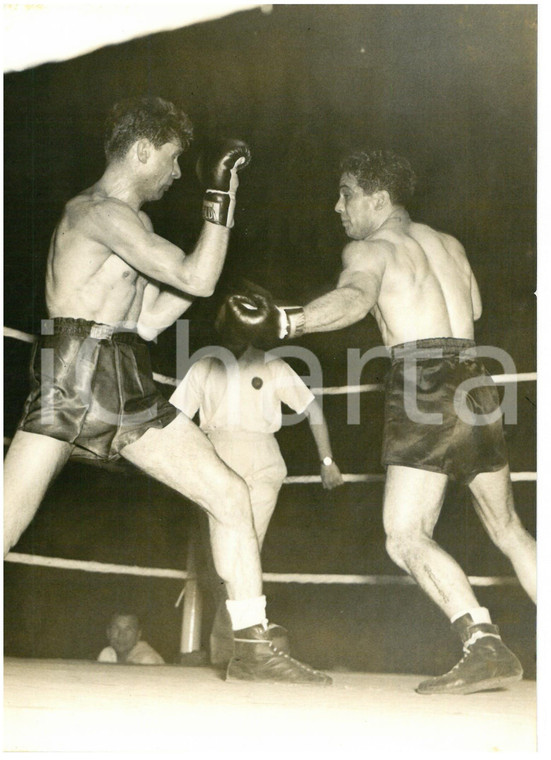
[106,613,141,659]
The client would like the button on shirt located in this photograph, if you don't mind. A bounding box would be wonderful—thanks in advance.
[170,347,314,433]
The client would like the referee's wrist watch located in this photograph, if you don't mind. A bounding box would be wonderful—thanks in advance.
[321,456,334,466]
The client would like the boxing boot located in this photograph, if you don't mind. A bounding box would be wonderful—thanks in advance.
[210,602,290,667]
[226,624,332,685]
[416,614,523,695]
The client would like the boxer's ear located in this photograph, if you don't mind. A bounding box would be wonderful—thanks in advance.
[135,139,151,164]
[373,190,390,210]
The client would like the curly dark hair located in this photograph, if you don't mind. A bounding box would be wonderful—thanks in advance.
[104,97,194,162]
[340,150,417,205]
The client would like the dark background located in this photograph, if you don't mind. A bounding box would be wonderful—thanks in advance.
[4,4,536,676]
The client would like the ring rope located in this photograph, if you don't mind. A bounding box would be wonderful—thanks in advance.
[5,552,190,579]
[313,373,537,394]
[4,326,36,344]
[4,552,518,587]
[284,471,536,484]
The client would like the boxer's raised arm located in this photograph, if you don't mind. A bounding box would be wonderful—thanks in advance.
[85,139,251,298]
[137,281,195,339]
[87,198,230,297]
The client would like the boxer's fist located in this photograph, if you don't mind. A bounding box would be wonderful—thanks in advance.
[196,139,251,227]
[226,293,282,343]
[196,139,251,191]
[217,283,305,348]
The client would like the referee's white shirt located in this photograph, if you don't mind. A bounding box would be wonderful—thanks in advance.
[169,346,314,433]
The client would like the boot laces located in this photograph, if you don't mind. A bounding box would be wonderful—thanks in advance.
[448,644,472,672]
[268,642,321,674]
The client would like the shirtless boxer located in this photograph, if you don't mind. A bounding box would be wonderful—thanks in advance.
[3,96,330,685]
[225,149,536,694]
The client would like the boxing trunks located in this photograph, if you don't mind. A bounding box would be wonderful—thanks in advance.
[382,338,508,483]
[17,317,177,461]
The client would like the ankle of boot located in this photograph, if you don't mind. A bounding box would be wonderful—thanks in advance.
[233,624,269,640]
[455,621,501,645]
[233,635,273,663]
[464,624,501,647]
[452,612,500,643]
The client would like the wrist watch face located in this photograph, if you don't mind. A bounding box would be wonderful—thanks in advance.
[322,456,333,466]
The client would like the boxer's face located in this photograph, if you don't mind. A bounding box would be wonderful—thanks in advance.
[107,615,140,656]
[144,140,183,201]
[335,173,378,240]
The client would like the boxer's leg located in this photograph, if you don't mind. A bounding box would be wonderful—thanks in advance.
[382,465,522,694]
[469,465,536,602]
[249,479,282,549]
[123,416,330,683]
[383,465,479,617]
[121,413,262,600]
[4,430,73,556]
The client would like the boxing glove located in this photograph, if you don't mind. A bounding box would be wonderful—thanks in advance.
[224,291,305,345]
[196,139,251,228]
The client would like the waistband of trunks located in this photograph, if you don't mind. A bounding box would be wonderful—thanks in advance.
[43,317,144,344]
[387,338,477,361]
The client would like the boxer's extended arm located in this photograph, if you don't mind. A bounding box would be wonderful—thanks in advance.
[222,243,386,343]
[302,241,386,333]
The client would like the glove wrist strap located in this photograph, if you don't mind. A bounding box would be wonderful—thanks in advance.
[278,306,306,339]
[202,190,237,228]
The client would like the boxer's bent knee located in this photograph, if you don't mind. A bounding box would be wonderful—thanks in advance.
[483,511,528,553]
[385,529,428,572]
[203,470,253,530]
[385,534,410,571]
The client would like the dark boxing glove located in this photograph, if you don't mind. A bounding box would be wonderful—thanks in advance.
[196,139,251,228]
[222,288,305,347]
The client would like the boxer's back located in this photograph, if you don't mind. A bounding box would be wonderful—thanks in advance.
[372,217,476,346]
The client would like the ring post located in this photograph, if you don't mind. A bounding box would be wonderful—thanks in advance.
[179,536,203,655]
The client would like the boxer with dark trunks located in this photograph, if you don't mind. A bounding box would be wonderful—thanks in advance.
[382,338,508,483]
[224,149,536,694]
[3,97,331,685]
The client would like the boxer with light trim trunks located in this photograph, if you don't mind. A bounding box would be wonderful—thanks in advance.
[3,97,331,685]
[18,317,178,461]
[224,149,536,695]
